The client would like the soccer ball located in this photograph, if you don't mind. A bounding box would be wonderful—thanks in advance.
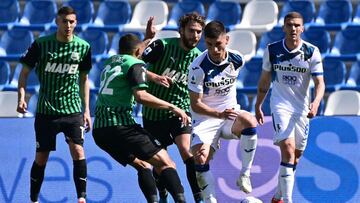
[240,196,263,203]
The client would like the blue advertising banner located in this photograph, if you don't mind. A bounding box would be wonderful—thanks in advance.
[0,116,359,202]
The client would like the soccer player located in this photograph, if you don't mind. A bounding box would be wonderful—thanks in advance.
[17,6,91,203]
[141,12,206,203]
[188,21,258,203]
[255,12,325,203]
[92,33,188,203]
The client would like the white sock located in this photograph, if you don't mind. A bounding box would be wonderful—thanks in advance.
[240,133,257,176]
[279,163,295,203]
[274,177,282,200]
[196,170,217,203]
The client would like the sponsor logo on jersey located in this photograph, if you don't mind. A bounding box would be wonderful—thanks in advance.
[71,52,80,61]
[273,64,307,73]
[45,62,79,74]
[204,77,236,88]
[162,67,187,83]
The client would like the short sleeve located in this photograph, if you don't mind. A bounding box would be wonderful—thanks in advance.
[142,39,164,64]
[262,46,271,72]
[79,48,92,72]
[19,41,40,69]
[127,63,148,90]
[188,64,205,94]
[310,47,323,76]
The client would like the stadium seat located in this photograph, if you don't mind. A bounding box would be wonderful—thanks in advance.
[0,61,10,91]
[88,61,104,91]
[206,1,241,31]
[322,58,346,92]
[0,0,20,30]
[151,30,180,43]
[24,93,38,118]
[165,1,205,30]
[122,1,169,33]
[330,24,360,60]
[354,4,360,23]
[108,31,144,56]
[233,0,278,35]
[4,63,39,93]
[237,58,262,93]
[312,0,352,30]
[343,61,360,90]
[324,90,360,116]
[63,0,94,31]
[236,91,250,111]
[227,30,256,62]
[0,91,21,117]
[256,26,284,56]
[78,30,109,62]
[90,0,131,32]
[0,29,34,60]
[278,0,315,26]
[17,0,57,31]
[301,29,331,55]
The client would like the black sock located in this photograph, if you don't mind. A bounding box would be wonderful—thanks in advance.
[138,168,158,203]
[30,161,46,202]
[159,168,185,203]
[152,168,167,198]
[73,159,87,199]
[184,157,203,201]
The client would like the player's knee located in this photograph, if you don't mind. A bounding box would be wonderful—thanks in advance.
[237,112,257,128]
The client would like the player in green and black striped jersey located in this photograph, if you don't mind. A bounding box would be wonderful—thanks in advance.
[92,33,190,203]
[142,13,206,203]
[17,7,91,203]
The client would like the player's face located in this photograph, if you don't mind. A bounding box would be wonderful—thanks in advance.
[283,17,304,42]
[56,14,77,40]
[205,33,229,63]
[180,21,203,50]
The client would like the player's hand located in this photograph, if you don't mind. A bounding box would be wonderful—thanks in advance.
[145,16,156,40]
[170,106,190,126]
[255,107,265,125]
[219,108,239,120]
[154,75,173,88]
[17,100,27,114]
[83,110,92,132]
[307,102,319,119]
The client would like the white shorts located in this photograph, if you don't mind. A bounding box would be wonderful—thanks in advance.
[191,117,239,151]
[271,111,309,151]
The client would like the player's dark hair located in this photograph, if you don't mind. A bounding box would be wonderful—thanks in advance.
[284,12,304,24]
[57,6,76,16]
[179,12,206,31]
[204,20,226,39]
[119,33,143,55]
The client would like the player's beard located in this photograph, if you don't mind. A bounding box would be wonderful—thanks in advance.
[180,34,199,50]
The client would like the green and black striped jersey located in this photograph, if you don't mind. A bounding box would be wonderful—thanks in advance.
[20,33,92,115]
[93,55,148,128]
[142,38,201,120]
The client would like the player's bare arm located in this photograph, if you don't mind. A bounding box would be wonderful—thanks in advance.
[255,70,272,125]
[79,71,92,132]
[146,70,172,88]
[308,75,325,118]
[17,64,32,114]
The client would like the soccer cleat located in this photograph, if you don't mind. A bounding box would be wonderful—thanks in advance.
[271,197,284,203]
[78,197,86,203]
[236,174,252,194]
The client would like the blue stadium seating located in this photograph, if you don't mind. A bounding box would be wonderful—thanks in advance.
[4,63,39,93]
[237,58,262,94]
[312,0,352,30]
[0,61,10,90]
[256,26,284,56]
[236,91,250,112]
[16,0,57,31]
[63,0,94,31]
[89,0,131,32]
[165,1,205,30]
[330,25,360,61]
[0,29,34,60]
[206,1,241,31]
[0,0,20,30]
[342,61,360,91]
[354,4,360,23]
[89,92,97,117]
[88,61,104,92]
[322,58,346,92]
[108,31,144,56]
[78,30,109,62]
[278,0,315,25]
[302,29,331,55]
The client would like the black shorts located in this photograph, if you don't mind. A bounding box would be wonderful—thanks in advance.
[92,124,162,166]
[143,113,192,148]
[34,113,84,152]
